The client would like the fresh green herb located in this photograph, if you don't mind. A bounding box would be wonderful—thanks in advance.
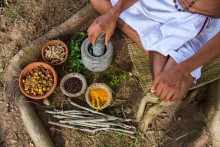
[66,32,87,73]
[105,72,128,87]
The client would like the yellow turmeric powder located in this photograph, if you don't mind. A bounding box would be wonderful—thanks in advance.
[90,88,109,109]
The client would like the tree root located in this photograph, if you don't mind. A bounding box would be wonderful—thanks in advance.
[4,4,97,147]
[205,80,220,146]
[136,93,173,132]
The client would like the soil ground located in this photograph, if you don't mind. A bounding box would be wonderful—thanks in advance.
[0,0,212,146]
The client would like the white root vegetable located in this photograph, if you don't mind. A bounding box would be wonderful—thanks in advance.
[44,44,66,63]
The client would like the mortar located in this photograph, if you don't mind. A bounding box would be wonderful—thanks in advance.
[81,32,113,72]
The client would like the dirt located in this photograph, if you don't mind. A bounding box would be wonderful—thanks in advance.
[0,0,212,147]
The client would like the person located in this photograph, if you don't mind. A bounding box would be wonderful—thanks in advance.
[88,0,220,101]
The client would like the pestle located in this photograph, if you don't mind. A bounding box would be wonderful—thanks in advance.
[92,32,106,57]
[81,33,113,72]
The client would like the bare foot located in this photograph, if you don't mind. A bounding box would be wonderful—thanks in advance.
[152,57,194,101]
[149,51,168,79]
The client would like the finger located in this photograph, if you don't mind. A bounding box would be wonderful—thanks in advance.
[164,91,175,101]
[105,31,113,45]
[155,83,163,98]
[170,92,179,101]
[151,76,160,93]
[87,24,98,44]
[90,29,101,45]
[87,25,93,42]
[105,34,110,45]
[159,89,169,100]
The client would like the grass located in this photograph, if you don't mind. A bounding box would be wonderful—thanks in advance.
[105,72,128,87]
[5,4,20,21]
[99,131,136,147]
[103,72,128,97]
[175,129,199,141]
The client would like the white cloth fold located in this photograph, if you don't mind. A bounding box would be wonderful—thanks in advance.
[111,0,220,80]
[169,18,220,80]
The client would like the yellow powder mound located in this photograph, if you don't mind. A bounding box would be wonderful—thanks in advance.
[90,88,109,109]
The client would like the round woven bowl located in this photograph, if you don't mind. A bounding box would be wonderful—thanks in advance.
[41,40,69,66]
[60,73,87,97]
[19,62,58,99]
[85,83,112,110]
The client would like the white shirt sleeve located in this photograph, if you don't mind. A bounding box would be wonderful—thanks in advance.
[169,18,220,80]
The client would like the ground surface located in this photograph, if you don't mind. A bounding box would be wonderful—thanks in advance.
[0,0,212,146]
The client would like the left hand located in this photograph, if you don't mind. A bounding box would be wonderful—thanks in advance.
[151,65,194,101]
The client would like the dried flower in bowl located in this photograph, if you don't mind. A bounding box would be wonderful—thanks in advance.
[19,62,58,99]
[23,65,54,96]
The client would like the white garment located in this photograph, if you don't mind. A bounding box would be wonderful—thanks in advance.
[111,0,220,80]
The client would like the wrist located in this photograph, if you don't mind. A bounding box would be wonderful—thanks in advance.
[108,8,120,21]
[176,62,191,76]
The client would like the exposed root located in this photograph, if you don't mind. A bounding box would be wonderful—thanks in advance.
[136,93,173,132]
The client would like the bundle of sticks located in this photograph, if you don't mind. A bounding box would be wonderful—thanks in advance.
[46,100,137,138]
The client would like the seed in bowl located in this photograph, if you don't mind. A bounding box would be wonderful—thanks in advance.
[22,66,54,96]
[44,43,66,64]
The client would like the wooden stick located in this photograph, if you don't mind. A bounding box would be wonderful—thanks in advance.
[49,121,136,136]
[68,122,110,128]
[59,118,117,124]
[48,121,96,133]
[69,100,131,121]
[93,127,136,135]
[98,122,136,130]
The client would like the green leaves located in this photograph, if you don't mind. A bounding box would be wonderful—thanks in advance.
[66,32,87,73]
[105,72,128,87]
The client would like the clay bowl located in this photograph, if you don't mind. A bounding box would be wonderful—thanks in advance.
[19,62,58,99]
[41,40,69,66]
[60,73,87,97]
[85,83,112,110]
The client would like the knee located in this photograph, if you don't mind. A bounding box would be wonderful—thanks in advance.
[90,0,100,5]
[90,0,109,7]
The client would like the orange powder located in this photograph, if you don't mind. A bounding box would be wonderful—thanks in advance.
[90,88,109,109]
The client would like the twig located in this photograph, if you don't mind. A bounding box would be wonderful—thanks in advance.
[98,122,136,130]
[46,110,88,114]
[93,127,135,135]
[121,105,127,119]
[53,115,72,119]
[49,121,96,133]
[59,118,117,123]
[47,100,137,138]
[68,100,131,121]
[68,122,110,128]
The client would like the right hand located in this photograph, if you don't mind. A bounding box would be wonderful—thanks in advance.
[87,10,118,45]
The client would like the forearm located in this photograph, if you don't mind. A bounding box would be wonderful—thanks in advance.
[179,32,220,74]
[109,0,138,18]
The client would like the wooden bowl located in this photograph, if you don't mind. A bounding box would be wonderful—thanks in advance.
[19,62,58,99]
[85,83,112,110]
[41,40,69,66]
[60,73,87,97]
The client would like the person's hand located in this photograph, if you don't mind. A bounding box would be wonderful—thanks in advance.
[151,64,194,101]
[87,10,118,45]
